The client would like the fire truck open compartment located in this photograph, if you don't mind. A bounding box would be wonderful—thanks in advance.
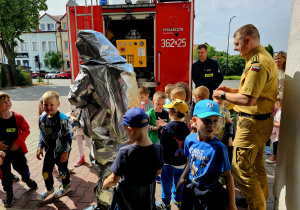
[67,0,195,93]
[104,16,155,83]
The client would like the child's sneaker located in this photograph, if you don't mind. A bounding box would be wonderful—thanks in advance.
[156,201,171,210]
[12,173,20,182]
[53,185,71,198]
[37,188,54,202]
[74,156,85,167]
[22,178,38,189]
[4,192,14,208]
[265,146,271,155]
[171,198,182,208]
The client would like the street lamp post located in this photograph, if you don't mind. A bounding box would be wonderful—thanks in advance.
[225,16,236,76]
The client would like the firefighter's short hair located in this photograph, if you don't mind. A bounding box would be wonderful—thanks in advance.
[139,86,149,95]
[193,86,209,100]
[197,44,208,51]
[234,24,260,41]
[153,91,166,101]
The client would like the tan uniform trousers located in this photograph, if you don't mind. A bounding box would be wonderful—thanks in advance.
[233,116,273,210]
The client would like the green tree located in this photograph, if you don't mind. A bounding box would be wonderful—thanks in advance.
[265,44,274,57]
[0,0,47,86]
[1,64,8,88]
[207,46,217,58]
[44,51,64,71]
[216,55,245,76]
[193,47,198,60]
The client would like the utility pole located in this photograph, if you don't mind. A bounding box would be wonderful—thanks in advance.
[226,16,236,76]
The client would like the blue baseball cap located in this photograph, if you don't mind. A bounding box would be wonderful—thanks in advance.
[193,99,223,118]
[119,107,149,128]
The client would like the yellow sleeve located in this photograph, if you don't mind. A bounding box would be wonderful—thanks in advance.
[239,63,268,98]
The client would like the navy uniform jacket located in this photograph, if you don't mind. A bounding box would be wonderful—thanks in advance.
[192,58,223,98]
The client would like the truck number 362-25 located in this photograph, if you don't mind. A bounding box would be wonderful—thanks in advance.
[161,38,187,48]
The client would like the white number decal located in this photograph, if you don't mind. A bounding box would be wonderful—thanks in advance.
[181,38,186,47]
[161,38,187,48]
[161,39,166,48]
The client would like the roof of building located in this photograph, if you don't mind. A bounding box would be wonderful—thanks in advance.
[39,13,64,23]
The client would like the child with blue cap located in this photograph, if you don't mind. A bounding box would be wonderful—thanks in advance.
[176,99,236,210]
[103,108,164,210]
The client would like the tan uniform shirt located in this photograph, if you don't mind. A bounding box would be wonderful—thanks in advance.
[234,46,278,115]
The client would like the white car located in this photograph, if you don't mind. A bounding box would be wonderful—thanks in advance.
[45,73,58,79]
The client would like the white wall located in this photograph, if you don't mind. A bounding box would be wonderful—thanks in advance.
[274,0,300,209]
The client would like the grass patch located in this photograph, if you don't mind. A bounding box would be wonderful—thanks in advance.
[224,75,241,80]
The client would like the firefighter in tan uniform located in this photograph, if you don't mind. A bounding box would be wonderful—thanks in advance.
[214,24,278,210]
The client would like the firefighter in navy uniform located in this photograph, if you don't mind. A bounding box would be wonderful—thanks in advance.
[214,24,278,210]
[192,44,223,99]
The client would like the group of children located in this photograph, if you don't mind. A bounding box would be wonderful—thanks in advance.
[103,83,237,210]
[0,81,237,209]
[0,90,91,208]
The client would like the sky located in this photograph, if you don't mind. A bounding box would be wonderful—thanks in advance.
[41,0,292,55]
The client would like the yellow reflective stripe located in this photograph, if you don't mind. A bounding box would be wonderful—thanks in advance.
[205,73,213,77]
[6,128,16,132]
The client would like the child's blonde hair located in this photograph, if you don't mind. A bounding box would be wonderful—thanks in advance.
[0,92,10,101]
[174,82,191,102]
[42,91,60,101]
[165,84,174,95]
[139,86,150,95]
[153,91,166,101]
[193,86,209,100]
[170,87,186,100]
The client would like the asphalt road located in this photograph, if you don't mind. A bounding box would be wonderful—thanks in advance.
[2,79,241,102]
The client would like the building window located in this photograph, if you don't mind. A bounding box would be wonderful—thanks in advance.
[14,44,19,52]
[40,23,45,31]
[64,41,69,50]
[20,42,28,51]
[32,42,38,51]
[63,22,67,30]
[48,41,55,51]
[23,60,29,67]
[42,41,47,51]
[16,60,21,66]
[47,23,55,31]
[66,61,70,69]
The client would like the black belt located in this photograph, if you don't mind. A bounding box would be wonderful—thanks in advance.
[239,112,271,120]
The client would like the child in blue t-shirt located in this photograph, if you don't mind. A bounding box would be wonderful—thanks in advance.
[176,99,236,210]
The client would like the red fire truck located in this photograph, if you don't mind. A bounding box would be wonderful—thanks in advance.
[67,0,195,93]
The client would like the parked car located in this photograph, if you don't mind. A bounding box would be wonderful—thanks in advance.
[45,72,59,79]
[58,71,71,79]
[31,70,47,79]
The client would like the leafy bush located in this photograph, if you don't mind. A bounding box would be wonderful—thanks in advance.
[36,76,44,83]
[16,65,32,86]
[224,75,241,80]
[1,64,8,88]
